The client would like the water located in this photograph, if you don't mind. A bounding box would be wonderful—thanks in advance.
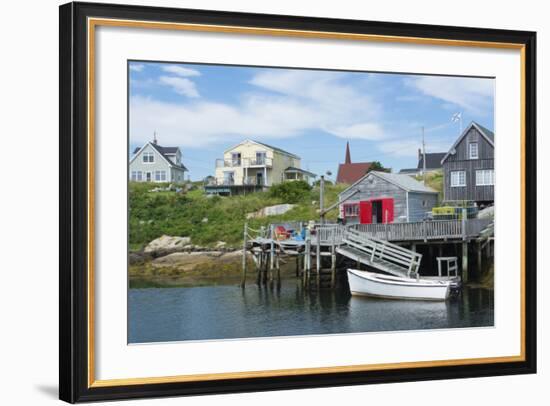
[128,276,494,344]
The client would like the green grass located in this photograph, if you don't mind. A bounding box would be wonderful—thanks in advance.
[129,181,349,250]
[414,171,444,201]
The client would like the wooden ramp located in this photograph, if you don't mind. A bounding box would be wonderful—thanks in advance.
[337,228,422,278]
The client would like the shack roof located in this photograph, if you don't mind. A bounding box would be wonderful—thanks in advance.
[340,170,438,196]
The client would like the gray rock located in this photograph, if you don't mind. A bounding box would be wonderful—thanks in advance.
[214,241,227,249]
[128,252,145,265]
[246,204,296,219]
[144,235,192,257]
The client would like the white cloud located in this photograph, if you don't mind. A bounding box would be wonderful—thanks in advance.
[129,64,145,72]
[327,123,385,140]
[161,65,201,77]
[131,70,389,147]
[407,76,494,115]
[159,76,200,98]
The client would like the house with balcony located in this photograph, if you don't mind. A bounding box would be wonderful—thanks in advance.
[205,139,315,195]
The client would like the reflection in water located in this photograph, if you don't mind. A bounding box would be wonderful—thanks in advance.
[128,277,494,344]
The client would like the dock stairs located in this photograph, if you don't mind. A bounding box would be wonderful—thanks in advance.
[337,228,422,278]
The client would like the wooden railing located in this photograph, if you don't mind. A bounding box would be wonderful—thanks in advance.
[316,224,344,245]
[343,228,423,276]
[351,219,492,242]
[272,219,492,246]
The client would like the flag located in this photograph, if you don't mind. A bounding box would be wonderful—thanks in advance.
[451,112,462,122]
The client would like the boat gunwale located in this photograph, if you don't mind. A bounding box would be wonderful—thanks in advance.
[347,269,451,288]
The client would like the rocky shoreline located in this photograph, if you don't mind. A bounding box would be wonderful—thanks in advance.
[129,235,254,286]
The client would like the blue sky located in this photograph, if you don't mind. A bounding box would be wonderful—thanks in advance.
[129,61,494,181]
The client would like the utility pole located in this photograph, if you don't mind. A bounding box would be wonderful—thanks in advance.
[319,175,325,224]
[422,126,427,185]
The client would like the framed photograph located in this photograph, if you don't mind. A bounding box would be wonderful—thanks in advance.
[59,1,536,402]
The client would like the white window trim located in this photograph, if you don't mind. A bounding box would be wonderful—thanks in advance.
[142,151,155,164]
[154,170,167,182]
[344,203,359,217]
[450,170,466,187]
[476,169,495,186]
[469,142,479,160]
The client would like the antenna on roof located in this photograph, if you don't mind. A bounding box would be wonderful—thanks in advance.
[153,130,158,145]
[452,112,463,134]
[422,126,427,186]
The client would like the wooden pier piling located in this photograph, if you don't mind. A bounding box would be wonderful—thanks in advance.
[241,222,248,288]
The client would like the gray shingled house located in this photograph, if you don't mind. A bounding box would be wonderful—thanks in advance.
[129,138,188,183]
[338,171,439,224]
[441,122,494,205]
[399,150,446,176]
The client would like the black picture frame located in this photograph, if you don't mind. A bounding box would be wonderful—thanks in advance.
[59,1,537,403]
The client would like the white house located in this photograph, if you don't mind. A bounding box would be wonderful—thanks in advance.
[129,138,188,183]
[205,139,315,195]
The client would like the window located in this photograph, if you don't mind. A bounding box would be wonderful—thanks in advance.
[223,171,235,185]
[476,169,494,186]
[231,152,241,166]
[344,203,359,217]
[469,143,479,159]
[255,151,266,165]
[154,170,167,182]
[450,171,466,187]
[143,151,154,163]
[131,171,142,181]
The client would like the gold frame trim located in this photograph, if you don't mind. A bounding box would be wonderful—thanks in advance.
[87,17,527,388]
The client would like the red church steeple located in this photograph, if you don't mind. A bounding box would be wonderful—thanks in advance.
[345,141,351,164]
[336,141,373,184]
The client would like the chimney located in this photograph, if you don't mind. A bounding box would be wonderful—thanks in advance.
[153,131,158,145]
[418,148,422,161]
[345,142,351,164]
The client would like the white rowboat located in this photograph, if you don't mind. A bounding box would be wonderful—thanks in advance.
[347,269,451,301]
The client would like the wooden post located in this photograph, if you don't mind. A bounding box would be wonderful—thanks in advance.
[269,225,275,283]
[423,220,427,242]
[461,208,467,240]
[462,241,469,283]
[241,222,248,288]
[276,252,281,285]
[316,235,321,287]
[307,238,312,288]
[330,243,336,288]
[256,253,261,285]
[477,241,483,275]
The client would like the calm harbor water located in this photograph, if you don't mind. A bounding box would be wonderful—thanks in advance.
[128,275,494,344]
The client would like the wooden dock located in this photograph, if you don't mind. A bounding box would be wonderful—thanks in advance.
[242,218,494,289]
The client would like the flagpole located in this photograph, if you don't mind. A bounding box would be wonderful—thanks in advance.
[422,126,426,185]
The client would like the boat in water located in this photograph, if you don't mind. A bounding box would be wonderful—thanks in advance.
[347,269,451,301]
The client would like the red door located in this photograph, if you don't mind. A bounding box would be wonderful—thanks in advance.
[381,198,394,223]
[359,201,372,224]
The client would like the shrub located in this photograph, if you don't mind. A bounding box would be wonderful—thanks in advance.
[268,181,312,203]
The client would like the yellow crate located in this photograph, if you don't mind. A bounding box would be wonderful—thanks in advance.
[432,207,456,216]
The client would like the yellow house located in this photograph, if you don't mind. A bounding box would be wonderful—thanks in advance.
[206,139,315,195]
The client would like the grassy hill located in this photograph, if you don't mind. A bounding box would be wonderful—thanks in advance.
[129,181,348,250]
[414,170,444,200]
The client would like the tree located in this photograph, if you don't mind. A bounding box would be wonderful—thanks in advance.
[368,161,387,173]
